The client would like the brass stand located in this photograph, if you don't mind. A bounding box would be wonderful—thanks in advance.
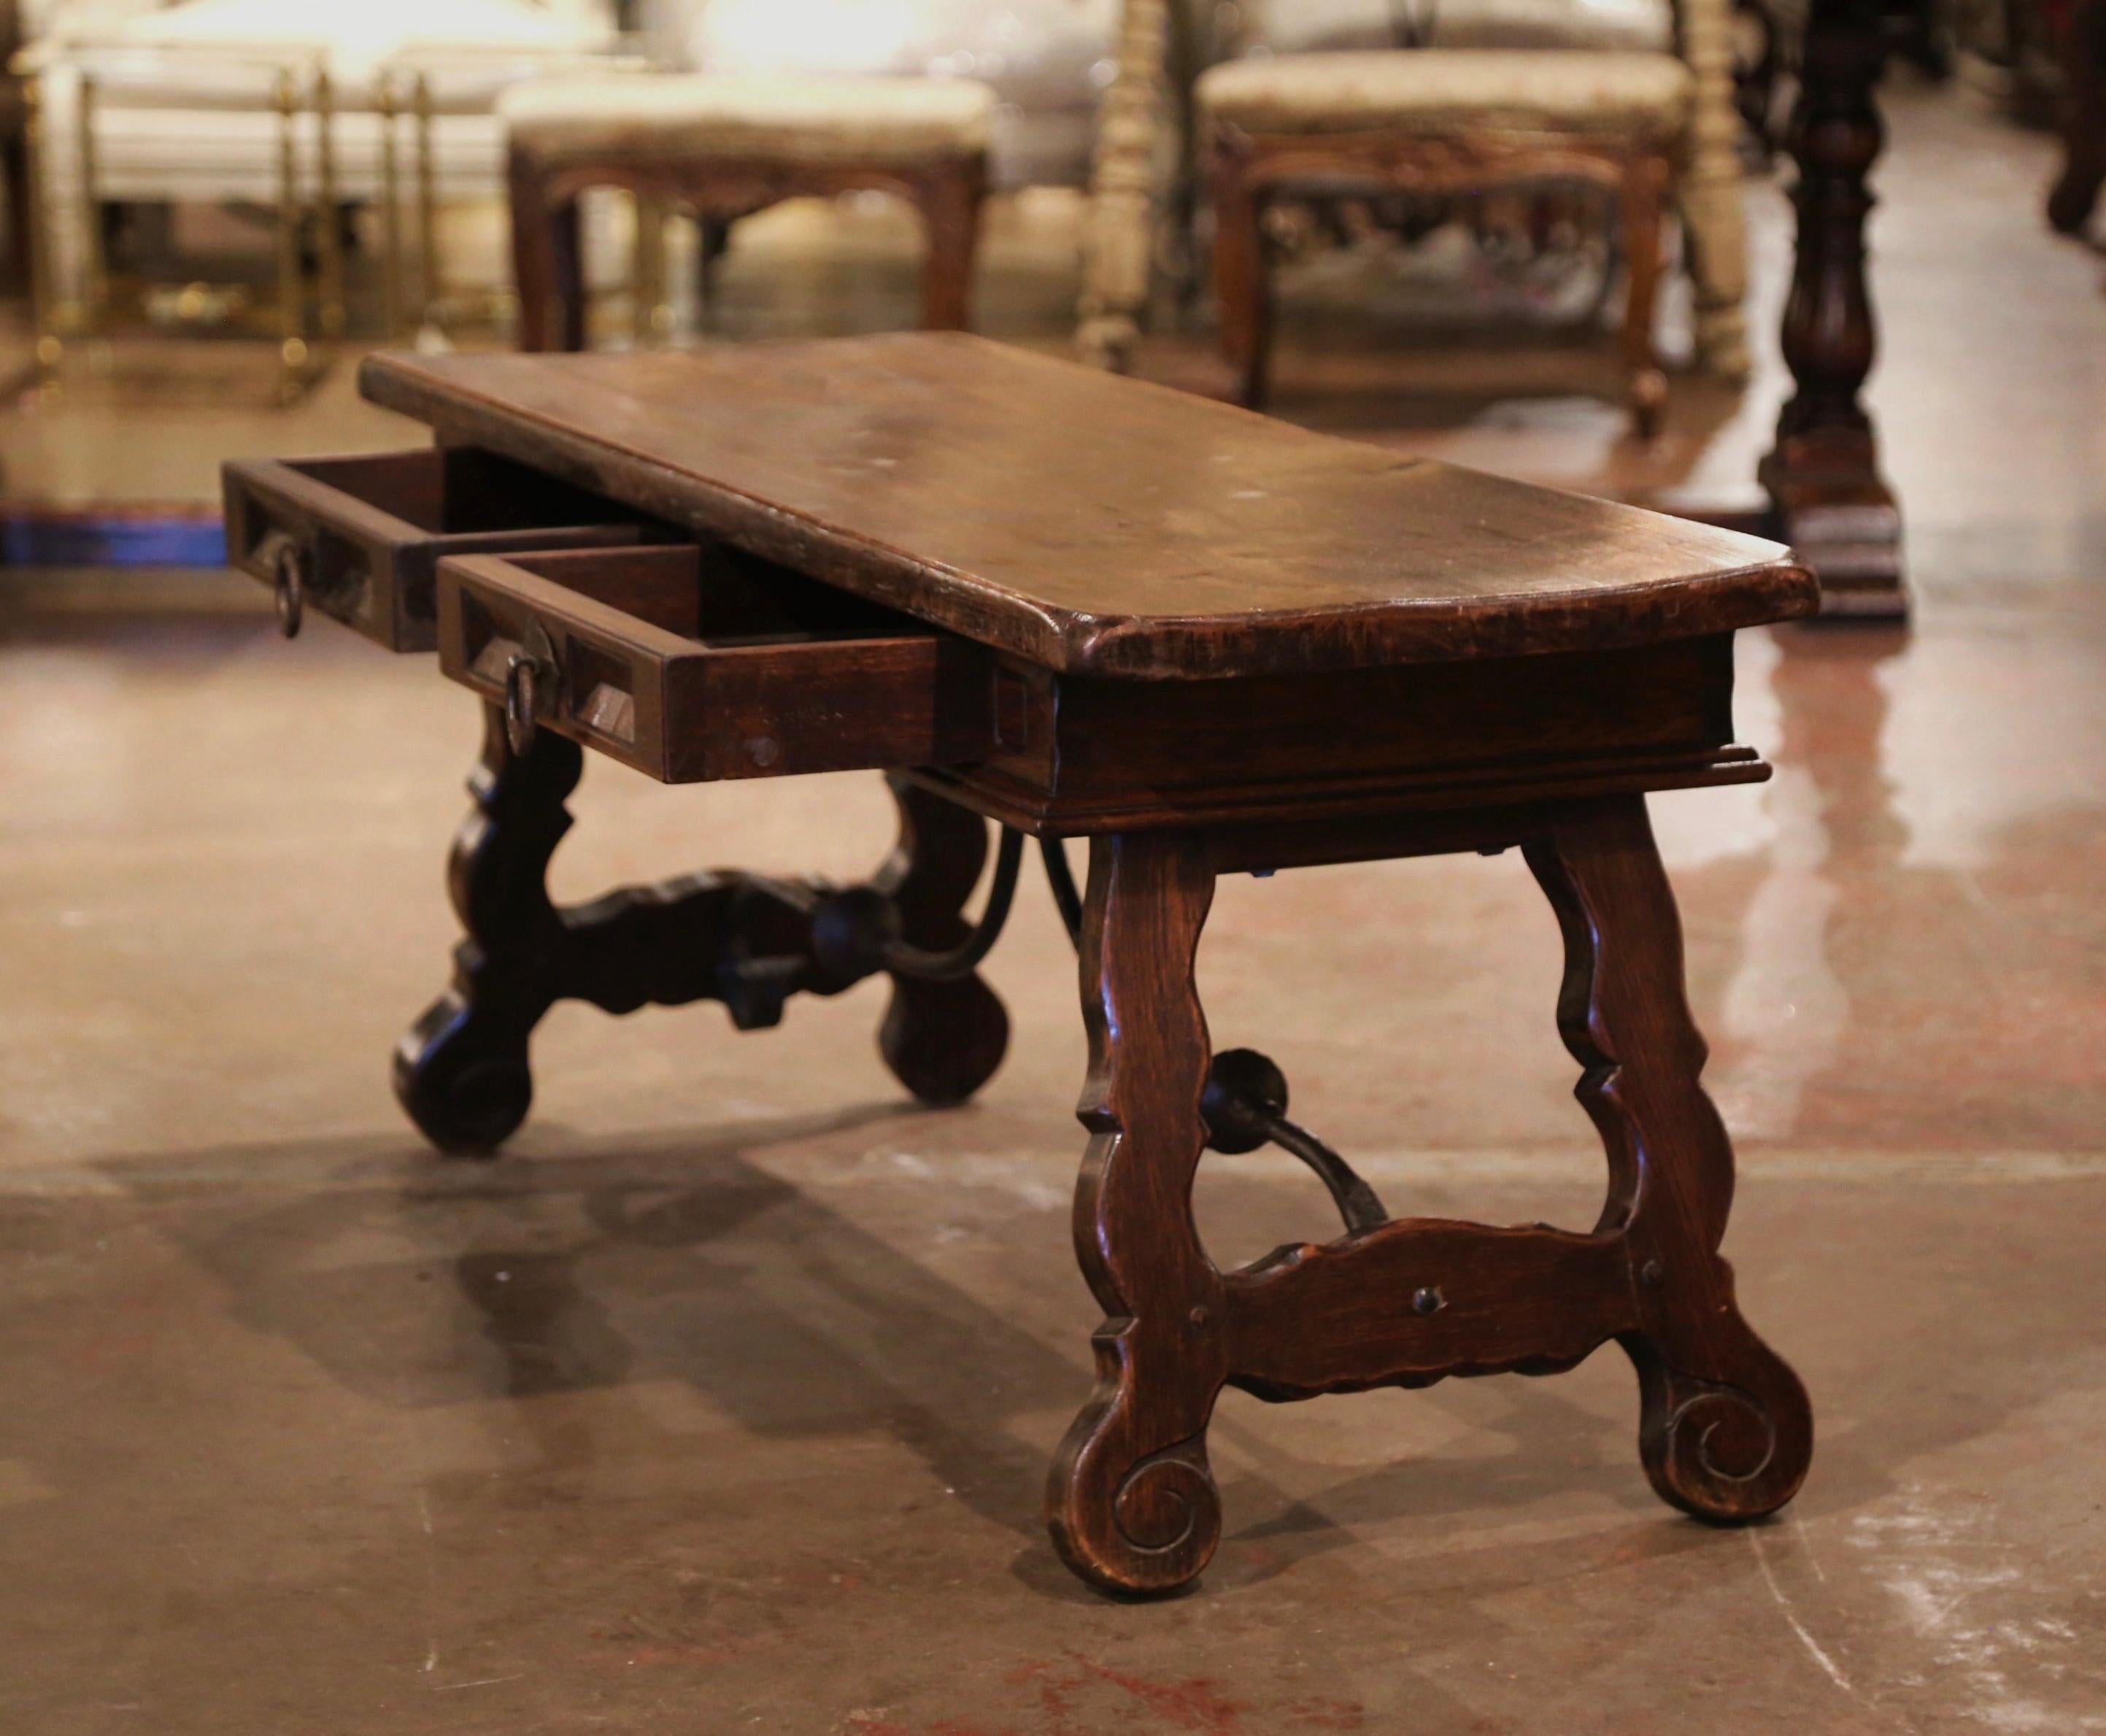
[271,66,314,401]
[16,47,331,404]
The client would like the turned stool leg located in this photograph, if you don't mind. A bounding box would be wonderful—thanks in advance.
[396,702,580,1153]
[508,150,558,354]
[871,776,1010,1104]
[1047,832,1228,1597]
[1621,154,1670,439]
[1211,140,1273,411]
[551,197,587,353]
[1526,796,1813,1521]
[916,161,984,331]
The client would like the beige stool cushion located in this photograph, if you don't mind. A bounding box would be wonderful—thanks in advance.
[678,0,1120,189]
[1240,0,1675,56]
[1197,50,1692,143]
[499,72,997,163]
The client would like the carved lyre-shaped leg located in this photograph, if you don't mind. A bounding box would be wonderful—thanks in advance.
[396,703,581,1153]
[1047,832,1227,1597]
[1527,796,1813,1522]
[872,775,1009,1106]
[396,730,1014,1155]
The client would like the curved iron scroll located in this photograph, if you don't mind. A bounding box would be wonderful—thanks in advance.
[1041,836,1387,1235]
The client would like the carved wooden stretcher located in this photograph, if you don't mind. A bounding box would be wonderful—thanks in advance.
[223,332,1818,1597]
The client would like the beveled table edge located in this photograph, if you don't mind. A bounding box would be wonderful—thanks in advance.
[358,343,1819,680]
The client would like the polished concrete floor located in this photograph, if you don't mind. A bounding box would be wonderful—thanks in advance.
[4,80,2106,1735]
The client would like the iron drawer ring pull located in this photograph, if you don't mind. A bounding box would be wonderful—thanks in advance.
[273,540,306,639]
[504,652,539,757]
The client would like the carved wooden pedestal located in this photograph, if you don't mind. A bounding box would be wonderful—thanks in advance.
[2049,0,2106,237]
[1754,0,1908,617]
[396,703,1008,1153]
[1049,797,1812,1596]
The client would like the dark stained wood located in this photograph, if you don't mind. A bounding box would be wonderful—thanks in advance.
[1047,830,1227,1596]
[393,704,1010,1153]
[359,336,1816,679]
[420,531,1773,822]
[222,447,653,651]
[436,548,995,783]
[1224,1219,1635,1400]
[232,332,1818,1600]
[872,776,1011,1106]
[1757,0,1908,617]
[1527,796,1813,1519]
[508,150,584,355]
[926,737,1770,838]
[1046,791,1810,1596]
[420,531,1773,828]
[1211,131,1273,410]
[394,701,581,1154]
[0,0,29,302]
[934,630,1752,834]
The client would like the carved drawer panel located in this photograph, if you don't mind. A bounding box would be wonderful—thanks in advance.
[436,543,996,783]
[223,447,660,652]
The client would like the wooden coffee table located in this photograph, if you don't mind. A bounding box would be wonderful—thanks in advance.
[225,333,1818,1597]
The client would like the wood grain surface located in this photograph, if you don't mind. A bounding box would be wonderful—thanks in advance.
[360,334,1817,679]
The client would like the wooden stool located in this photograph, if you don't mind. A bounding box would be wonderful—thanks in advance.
[1197,50,1692,435]
[227,333,1818,1597]
[498,73,997,350]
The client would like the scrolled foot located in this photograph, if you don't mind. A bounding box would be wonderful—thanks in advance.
[1048,1392,1222,1597]
[393,988,536,1157]
[1628,1338,1813,1524]
[880,978,1008,1106]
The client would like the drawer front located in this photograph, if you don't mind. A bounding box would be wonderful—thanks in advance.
[436,547,996,783]
[222,448,652,652]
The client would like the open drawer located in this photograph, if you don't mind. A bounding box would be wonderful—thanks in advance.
[222,447,662,652]
[436,543,998,782]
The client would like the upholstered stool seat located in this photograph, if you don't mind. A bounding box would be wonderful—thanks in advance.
[1239,0,1676,57]
[501,72,998,349]
[1196,50,1692,141]
[1197,48,1692,435]
[678,0,1123,191]
[497,72,997,164]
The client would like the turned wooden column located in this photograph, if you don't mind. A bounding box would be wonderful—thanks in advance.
[1077,0,1173,372]
[1757,0,1908,617]
[1678,0,1754,377]
[2048,0,2106,236]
